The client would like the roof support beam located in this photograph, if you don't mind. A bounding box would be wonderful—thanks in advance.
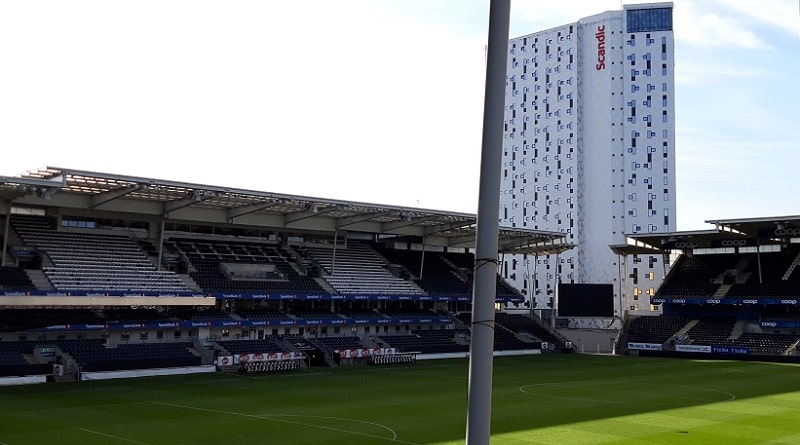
[285,205,338,225]
[423,220,476,236]
[90,184,143,208]
[382,215,437,232]
[336,211,393,229]
[163,191,216,215]
[228,201,283,221]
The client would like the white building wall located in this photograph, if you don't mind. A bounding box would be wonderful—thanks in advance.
[499,3,675,317]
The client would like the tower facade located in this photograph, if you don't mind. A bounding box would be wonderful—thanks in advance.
[499,3,676,319]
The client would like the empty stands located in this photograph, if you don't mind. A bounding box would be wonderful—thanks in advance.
[376,330,470,354]
[305,241,424,296]
[11,216,189,293]
[626,315,691,345]
[166,238,324,294]
[0,266,35,290]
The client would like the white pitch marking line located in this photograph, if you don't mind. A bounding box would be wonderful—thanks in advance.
[150,401,420,445]
[79,428,151,445]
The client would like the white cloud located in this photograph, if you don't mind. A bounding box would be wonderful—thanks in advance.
[674,1,772,49]
[706,0,800,36]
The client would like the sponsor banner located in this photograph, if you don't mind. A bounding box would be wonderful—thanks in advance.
[710,238,758,249]
[761,320,800,329]
[27,315,453,332]
[2,290,522,303]
[627,342,662,351]
[0,290,203,298]
[335,348,397,359]
[711,345,749,355]
[758,227,800,238]
[675,344,711,353]
[652,297,800,306]
[218,352,303,366]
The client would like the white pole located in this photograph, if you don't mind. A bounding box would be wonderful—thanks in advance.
[465,1,511,444]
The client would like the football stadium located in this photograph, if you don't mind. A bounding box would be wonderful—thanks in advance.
[2,2,799,443]
[1,167,799,444]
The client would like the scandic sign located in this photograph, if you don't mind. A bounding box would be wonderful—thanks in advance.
[595,25,606,70]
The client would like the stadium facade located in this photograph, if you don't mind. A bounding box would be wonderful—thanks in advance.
[498,3,676,321]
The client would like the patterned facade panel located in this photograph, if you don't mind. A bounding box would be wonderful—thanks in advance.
[500,3,675,315]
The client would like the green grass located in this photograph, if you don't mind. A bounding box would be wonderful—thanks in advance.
[1,354,800,444]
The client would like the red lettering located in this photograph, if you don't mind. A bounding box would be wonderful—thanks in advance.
[596,25,606,70]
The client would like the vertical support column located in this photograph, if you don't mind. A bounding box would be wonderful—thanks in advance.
[419,238,426,280]
[465,1,510,444]
[332,230,338,276]
[1,201,10,267]
[156,218,166,271]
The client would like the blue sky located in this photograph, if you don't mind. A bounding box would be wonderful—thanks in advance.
[1,0,798,230]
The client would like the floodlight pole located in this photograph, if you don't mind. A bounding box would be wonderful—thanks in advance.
[465,1,510,444]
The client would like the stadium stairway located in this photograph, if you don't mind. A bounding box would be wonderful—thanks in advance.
[666,319,699,349]
[25,269,54,291]
[177,273,202,292]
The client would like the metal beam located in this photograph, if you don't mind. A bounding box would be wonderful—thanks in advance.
[284,205,338,225]
[336,211,393,229]
[227,201,284,221]
[163,191,216,215]
[381,215,436,232]
[0,174,67,189]
[422,219,476,236]
[90,184,143,208]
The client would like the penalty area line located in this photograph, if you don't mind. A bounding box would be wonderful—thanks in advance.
[150,401,421,445]
[79,428,151,445]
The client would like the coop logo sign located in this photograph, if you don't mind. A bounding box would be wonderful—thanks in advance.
[781,299,798,305]
[775,228,800,236]
[595,25,606,70]
[720,239,747,247]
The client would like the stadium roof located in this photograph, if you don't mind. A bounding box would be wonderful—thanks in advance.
[705,215,800,238]
[0,167,571,255]
[622,215,800,253]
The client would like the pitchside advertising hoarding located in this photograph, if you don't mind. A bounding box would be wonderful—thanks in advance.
[216,349,399,366]
[32,315,455,332]
[217,351,304,366]
[630,343,750,355]
[652,297,800,306]
[627,342,662,351]
[0,290,523,303]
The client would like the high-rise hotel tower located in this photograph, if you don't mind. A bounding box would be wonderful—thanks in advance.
[499,3,676,320]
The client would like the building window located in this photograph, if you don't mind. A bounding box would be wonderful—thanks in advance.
[627,7,672,33]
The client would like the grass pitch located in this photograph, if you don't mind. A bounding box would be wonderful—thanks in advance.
[1,354,799,444]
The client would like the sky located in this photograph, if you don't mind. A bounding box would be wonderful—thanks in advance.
[0,0,798,231]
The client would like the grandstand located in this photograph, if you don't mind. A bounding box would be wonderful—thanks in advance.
[0,167,566,382]
[1,168,798,383]
[621,216,800,361]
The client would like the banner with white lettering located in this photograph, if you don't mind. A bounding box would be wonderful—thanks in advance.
[627,342,662,351]
[335,348,397,359]
[675,344,711,353]
[217,352,303,366]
